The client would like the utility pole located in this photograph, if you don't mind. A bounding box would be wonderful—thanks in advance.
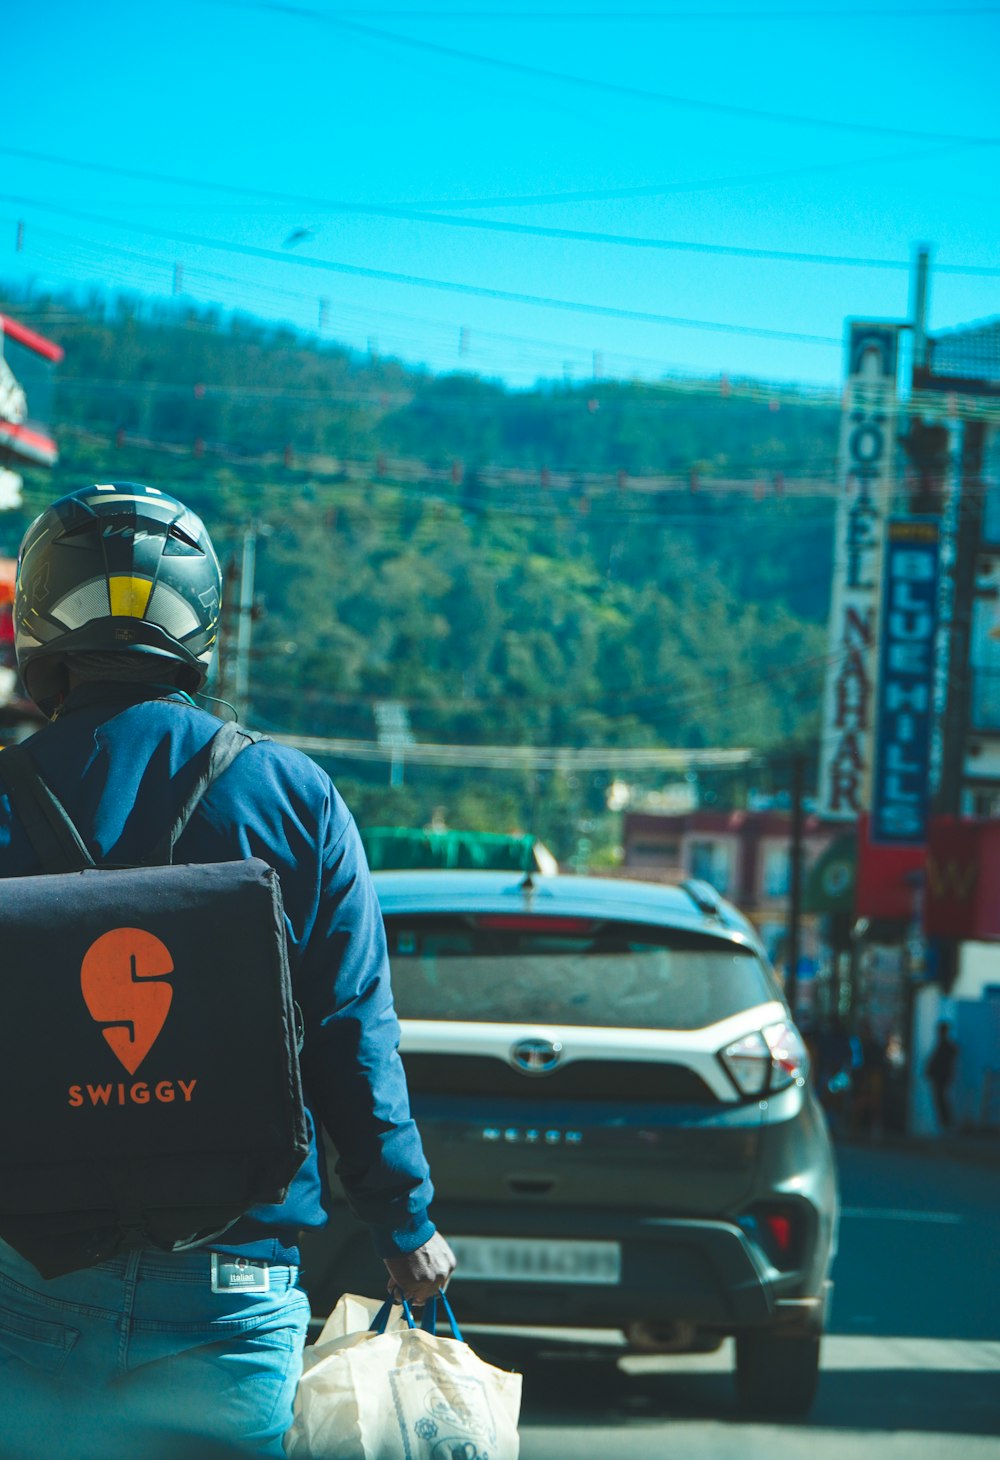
[911,244,931,380]
[785,751,805,1017]
[233,525,257,724]
[374,701,414,787]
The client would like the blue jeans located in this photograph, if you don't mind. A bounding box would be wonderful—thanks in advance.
[0,1241,310,1459]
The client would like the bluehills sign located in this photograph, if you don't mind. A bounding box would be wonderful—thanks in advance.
[871,518,940,844]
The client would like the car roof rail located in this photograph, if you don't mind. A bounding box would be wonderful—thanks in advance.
[680,878,723,916]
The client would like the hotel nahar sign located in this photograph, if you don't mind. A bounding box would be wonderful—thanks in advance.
[818,321,901,820]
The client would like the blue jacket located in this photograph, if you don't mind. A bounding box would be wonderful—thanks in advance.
[0,682,436,1264]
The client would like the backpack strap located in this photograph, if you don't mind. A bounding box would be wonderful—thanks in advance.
[144,723,268,866]
[0,744,96,873]
[0,722,268,873]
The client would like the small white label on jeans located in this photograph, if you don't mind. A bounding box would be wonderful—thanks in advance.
[210,1253,270,1293]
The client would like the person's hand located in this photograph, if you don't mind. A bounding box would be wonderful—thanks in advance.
[383,1232,456,1305]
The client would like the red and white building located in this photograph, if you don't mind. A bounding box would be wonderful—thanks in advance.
[0,312,64,507]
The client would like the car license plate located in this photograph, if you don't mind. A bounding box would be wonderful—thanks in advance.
[449,1237,621,1285]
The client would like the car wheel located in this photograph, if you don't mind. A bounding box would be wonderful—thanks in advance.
[734,1329,821,1417]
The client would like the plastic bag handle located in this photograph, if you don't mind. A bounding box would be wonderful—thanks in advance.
[370,1296,416,1333]
[420,1291,463,1342]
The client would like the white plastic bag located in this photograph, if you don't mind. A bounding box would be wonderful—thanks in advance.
[285,1292,522,1460]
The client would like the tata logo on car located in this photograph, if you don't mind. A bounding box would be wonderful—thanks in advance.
[510,1038,563,1074]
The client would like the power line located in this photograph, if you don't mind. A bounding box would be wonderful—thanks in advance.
[0,142,958,221]
[16,274,994,427]
[263,731,758,771]
[202,5,1000,16]
[10,225,688,383]
[1,194,843,347]
[360,143,997,212]
[247,8,1000,147]
[59,423,843,499]
[45,368,998,427]
[52,377,841,422]
[283,210,999,275]
[8,145,996,274]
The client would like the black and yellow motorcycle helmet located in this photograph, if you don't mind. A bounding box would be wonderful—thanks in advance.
[14,482,222,716]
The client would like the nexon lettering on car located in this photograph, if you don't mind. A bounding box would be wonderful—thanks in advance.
[299,870,839,1418]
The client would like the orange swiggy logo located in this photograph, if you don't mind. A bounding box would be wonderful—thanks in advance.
[69,928,197,1108]
[81,927,173,1074]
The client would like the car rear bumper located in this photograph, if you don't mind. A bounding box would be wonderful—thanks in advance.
[299,1199,831,1333]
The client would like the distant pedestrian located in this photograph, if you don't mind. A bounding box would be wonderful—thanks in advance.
[924,1020,960,1131]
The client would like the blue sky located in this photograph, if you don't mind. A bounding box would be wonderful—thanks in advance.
[4,1,999,389]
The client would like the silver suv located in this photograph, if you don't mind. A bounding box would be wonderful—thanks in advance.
[301,870,839,1417]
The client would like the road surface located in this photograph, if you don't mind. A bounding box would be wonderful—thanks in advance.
[469,1140,1000,1459]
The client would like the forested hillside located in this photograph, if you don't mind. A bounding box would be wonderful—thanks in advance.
[2,286,840,857]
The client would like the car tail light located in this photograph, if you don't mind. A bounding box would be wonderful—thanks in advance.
[763,1021,809,1086]
[719,1031,772,1096]
[720,1020,809,1097]
[472,916,600,934]
[765,1212,793,1254]
[738,1204,804,1270]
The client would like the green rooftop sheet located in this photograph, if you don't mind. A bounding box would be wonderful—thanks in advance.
[362,827,538,873]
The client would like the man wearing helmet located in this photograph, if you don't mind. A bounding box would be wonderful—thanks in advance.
[0,482,454,1458]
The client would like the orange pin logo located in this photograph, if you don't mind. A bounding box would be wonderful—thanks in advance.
[80,928,173,1075]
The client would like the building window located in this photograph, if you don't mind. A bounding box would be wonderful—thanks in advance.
[689,840,730,894]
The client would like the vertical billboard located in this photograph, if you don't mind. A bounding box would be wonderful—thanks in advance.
[969,427,1000,732]
[871,518,940,844]
[817,322,901,819]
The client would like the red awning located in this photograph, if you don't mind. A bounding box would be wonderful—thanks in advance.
[0,314,64,364]
[0,420,58,468]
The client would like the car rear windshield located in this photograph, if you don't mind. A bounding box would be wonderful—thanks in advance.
[384,914,778,1030]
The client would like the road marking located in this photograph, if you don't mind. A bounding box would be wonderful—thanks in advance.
[841,1206,963,1224]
